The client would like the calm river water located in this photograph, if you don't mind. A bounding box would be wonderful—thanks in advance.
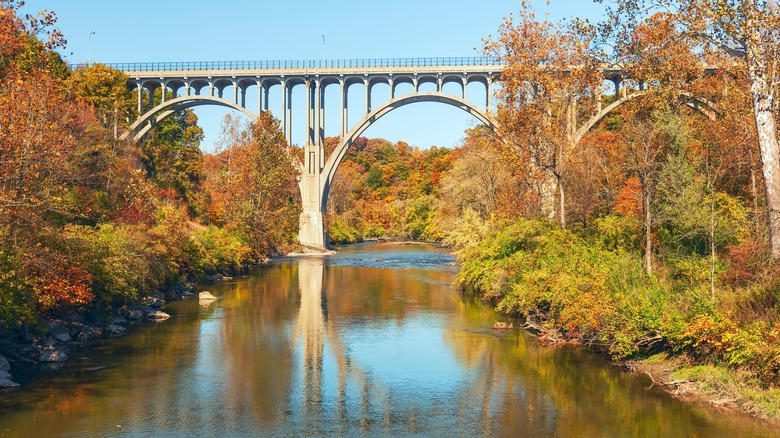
[0,243,776,437]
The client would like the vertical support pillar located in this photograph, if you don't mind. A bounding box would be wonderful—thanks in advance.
[185,79,191,96]
[209,79,214,97]
[257,80,263,114]
[364,77,371,115]
[233,80,239,105]
[282,80,290,145]
[305,78,313,147]
[299,77,327,250]
[264,84,270,113]
[462,77,467,100]
[137,82,142,114]
[161,81,166,103]
[340,79,347,140]
[486,76,492,111]
[318,79,325,148]
[389,76,395,100]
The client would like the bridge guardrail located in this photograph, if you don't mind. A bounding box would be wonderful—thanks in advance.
[70,57,504,72]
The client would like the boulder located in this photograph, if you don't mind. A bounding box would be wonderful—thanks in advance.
[0,354,10,373]
[80,326,103,341]
[104,324,126,337]
[109,313,129,327]
[38,347,68,363]
[198,291,218,301]
[0,370,19,388]
[124,308,144,320]
[143,296,165,309]
[47,321,72,343]
[146,311,170,321]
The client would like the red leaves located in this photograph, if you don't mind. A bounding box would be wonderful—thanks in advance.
[614,177,643,218]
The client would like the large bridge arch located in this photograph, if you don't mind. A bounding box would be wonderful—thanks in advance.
[574,91,718,146]
[122,95,258,143]
[319,92,497,203]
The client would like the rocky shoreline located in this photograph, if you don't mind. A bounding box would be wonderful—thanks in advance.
[0,277,229,388]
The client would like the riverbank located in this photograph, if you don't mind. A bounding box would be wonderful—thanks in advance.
[0,269,247,388]
[626,354,780,423]
[0,284,184,386]
[453,217,780,424]
[525,322,780,423]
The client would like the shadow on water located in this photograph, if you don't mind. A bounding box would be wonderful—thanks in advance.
[0,242,776,437]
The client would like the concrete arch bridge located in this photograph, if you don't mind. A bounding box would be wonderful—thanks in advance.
[100,58,715,249]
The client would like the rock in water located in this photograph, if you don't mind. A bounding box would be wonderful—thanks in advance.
[0,371,19,387]
[146,311,170,321]
[0,354,10,373]
[493,322,514,329]
[38,347,68,363]
[199,291,218,301]
[104,324,127,337]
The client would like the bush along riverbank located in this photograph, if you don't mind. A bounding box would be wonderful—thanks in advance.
[453,217,780,422]
[0,213,271,387]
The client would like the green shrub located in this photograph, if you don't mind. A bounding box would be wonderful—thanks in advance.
[189,226,252,278]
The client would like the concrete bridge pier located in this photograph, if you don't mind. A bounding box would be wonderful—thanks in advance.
[298,104,328,250]
[298,173,327,250]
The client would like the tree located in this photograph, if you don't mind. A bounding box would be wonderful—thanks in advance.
[594,0,780,256]
[484,1,602,227]
[617,108,675,274]
[66,63,133,136]
[141,89,205,215]
[204,112,300,256]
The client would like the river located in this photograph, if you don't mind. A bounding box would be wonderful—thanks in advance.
[0,243,776,437]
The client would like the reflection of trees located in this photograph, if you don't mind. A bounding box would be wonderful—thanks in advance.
[443,292,769,437]
[0,252,773,437]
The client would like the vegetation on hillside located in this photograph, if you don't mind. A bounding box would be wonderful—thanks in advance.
[0,1,299,330]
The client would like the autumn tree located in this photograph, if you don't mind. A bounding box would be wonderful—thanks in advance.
[484,1,602,227]
[204,112,300,256]
[141,89,205,215]
[66,63,133,136]
[593,0,780,256]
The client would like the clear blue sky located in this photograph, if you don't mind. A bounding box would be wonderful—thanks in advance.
[23,0,605,151]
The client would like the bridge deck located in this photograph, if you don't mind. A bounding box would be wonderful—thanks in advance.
[75,57,506,79]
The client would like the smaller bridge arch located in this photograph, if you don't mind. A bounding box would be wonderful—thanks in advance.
[574,91,719,146]
[121,95,257,143]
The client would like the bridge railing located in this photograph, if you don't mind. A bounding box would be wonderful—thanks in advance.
[70,57,504,72]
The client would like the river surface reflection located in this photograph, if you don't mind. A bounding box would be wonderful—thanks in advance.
[0,242,776,437]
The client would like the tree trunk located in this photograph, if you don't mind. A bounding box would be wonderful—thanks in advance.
[746,12,780,257]
[644,185,653,275]
[558,172,566,229]
[539,168,557,221]
[710,183,716,301]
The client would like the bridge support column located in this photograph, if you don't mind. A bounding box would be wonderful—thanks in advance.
[298,174,327,250]
[300,78,327,250]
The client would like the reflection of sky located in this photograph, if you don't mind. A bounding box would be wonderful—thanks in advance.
[341,316,473,397]
[326,243,457,274]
